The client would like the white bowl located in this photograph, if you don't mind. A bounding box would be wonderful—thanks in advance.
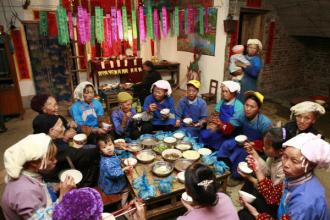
[198,148,212,156]
[235,135,248,145]
[238,162,253,174]
[132,113,142,120]
[124,158,138,167]
[182,192,193,203]
[173,132,185,140]
[73,133,87,142]
[162,148,182,161]
[239,190,256,203]
[183,118,193,125]
[114,139,126,144]
[160,108,170,115]
[175,142,192,151]
[164,137,177,144]
[60,169,83,184]
[177,171,185,183]
[101,213,115,220]
[102,122,112,129]
[182,150,200,161]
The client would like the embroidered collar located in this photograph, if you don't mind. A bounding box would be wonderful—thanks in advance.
[224,98,235,105]
[286,172,313,189]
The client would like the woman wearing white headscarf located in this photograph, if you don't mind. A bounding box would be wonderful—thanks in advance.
[236,39,263,102]
[240,133,330,220]
[1,134,75,220]
[284,101,325,140]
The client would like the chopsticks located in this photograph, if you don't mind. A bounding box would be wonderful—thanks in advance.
[110,202,145,218]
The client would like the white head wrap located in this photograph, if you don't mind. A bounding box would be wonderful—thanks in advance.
[74,81,94,101]
[4,133,52,179]
[221,80,241,93]
[150,80,172,96]
[283,133,330,169]
[247,39,263,51]
[290,101,325,119]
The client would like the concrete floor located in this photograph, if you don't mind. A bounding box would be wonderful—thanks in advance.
[0,90,329,217]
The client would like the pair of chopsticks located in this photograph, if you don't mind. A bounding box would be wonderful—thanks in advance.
[110,202,145,218]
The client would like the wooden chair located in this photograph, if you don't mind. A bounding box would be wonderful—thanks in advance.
[201,79,218,104]
[94,186,123,207]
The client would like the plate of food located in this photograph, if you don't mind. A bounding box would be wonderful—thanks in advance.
[127,143,143,152]
[136,150,156,163]
[152,143,169,154]
[163,137,177,144]
[162,149,182,162]
[198,148,212,156]
[152,161,174,177]
[175,142,192,151]
[182,150,200,161]
[173,132,185,140]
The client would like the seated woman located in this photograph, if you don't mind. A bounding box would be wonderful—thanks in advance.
[216,91,272,182]
[200,80,243,149]
[285,101,325,139]
[175,80,208,138]
[1,134,75,219]
[238,127,286,219]
[111,92,140,140]
[33,114,99,187]
[241,133,330,220]
[178,163,239,220]
[141,80,176,133]
[70,82,108,139]
[31,94,77,141]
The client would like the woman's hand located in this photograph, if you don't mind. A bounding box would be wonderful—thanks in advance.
[244,142,258,158]
[175,120,181,127]
[125,112,133,119]
[148,103,157,112]
[181,199,194,211]
[130,200,146,220]
[235,60,248,68]
[96,128,107,135]
[68,121,77,129]
[207,122,218,132]
[246,155,265,181]
[59,175,76,200]
[63,128,76,142]
[239,197,259,217]
[122,166,133,172]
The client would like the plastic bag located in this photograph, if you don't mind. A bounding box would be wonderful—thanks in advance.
[154,176,174,194]
[154,131,173,141]
[115,149,133,159]
[201,152,217,166]
[214,160,229,176]
[133,172,156,199]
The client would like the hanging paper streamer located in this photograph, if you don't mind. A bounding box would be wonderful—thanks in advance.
[117,9,123,40]
[138,6,146,42]
[39,11,48,36]
[77,6,87,44]
[68,11,74,40]
[85,12,91,42]
[170,11,174,36]
[184,9,188,34]
[146,5,153,39]
[122,6,128,40]
[205,7,209,33]
[131,9,138,39]
[175,7,179,36]
[161,7,168,38]
[153,9,160,40]
[95,7,104,43]
[179,10,184,35]
[91,16,96,45]
[105,14,112,47]
[199,7,204,35]
[111,7,118,42]
[187,7,194,33]
[48,12,58,37]
[56,5,69,45]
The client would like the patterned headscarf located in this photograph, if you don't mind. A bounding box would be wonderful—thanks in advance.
[290,101,325,119]
[74,81,94,101]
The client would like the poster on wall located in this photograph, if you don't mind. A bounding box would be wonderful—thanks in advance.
[177,7,217,56]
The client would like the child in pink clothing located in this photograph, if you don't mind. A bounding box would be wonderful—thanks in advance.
[229,45,250,81]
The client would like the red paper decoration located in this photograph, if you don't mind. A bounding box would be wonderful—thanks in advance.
[47,12,58,37]
[11,30,30,80]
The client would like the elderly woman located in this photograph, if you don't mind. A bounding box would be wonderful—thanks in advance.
[111,92,140,139]
[236,39,263,102]
[284,101,325,139]
[175,80,208,138]
[1,133,75,220]
[241,133,330,219]
[141,80,176,133]
[217,91,272,183]
[70,82,107,137]
[200,80,243,149]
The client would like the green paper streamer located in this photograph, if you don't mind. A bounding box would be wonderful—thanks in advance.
[184,9,188,34]
[39,11,48,36]
[175,7,179,36]
[132,9,138,39]
[147,5,154,39]
[91,16,95,45]
[159,9,163,34]
[95,7,104,43]
[122,6,128,40]
[199,7,204,35]
[170,11,174,36]
[56,6,69,45]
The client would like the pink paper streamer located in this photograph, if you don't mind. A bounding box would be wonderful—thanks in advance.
[77,6,87,44]
[85,12,91,42]
[139,6,146,42]
[68,11,74,40]
[111,7,118,42]
[205,7,209,33]
[105,14,112,47]
[153,9,160,40]
[162,6,168,38]
[117,9,123,40]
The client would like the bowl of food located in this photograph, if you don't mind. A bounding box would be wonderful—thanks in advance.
[102,122,112,129]
[177,171,185,183]
[198,148,212,156]
[175,142,192,151]
[174,159,193,172]
[235,135,248,146]
[183,118,193,125]
[164,137,177,144]
[238,162,253,174]
[239,190,256,203]
[173,132,185,140]
[123,158,138,167]
[182,150,200,161]
[181,192,193,204]
[132,113,142,122]
[152,161,174,177]
[73,134,87,148]
[160,108,170,116]
[136,150,156,164]
[152,142,169,154]
[140,137,158,149]
[59,169,83,184]
[162,149,182,162]
[127,142,143,152]
[101,213,115,220]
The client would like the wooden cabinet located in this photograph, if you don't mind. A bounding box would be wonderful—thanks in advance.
[0,33,24,117]
[153,62,180,88]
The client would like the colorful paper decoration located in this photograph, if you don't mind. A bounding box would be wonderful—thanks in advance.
[147,5,153,39]
[117,9,123,40]
[68,11,74,40]
[179,10,184,35]
[122,6,128,40]
[56,5,70,45]
[11,29,31,80]
[153,9,160,40]
[205,7,209,33]
[111,7,118,42]
[105,14,112,47]
[77,6,87,44]
[138,6,146,42]
[85,12,91,42]
[48,12,58,37]
[95,7,104,43]
[184,9,188,34]
[175,7,179,36]
[161,7,168,38]
[199,7,204,35]
[39,11,48,36]
[132,9,138,39]
[91,16,96,45]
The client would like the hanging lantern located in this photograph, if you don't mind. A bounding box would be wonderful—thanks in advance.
[223,14,238,33]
